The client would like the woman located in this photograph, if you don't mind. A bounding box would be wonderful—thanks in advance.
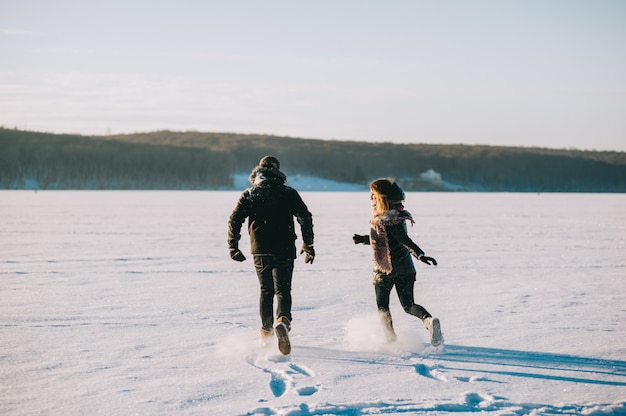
[353,178,443,346]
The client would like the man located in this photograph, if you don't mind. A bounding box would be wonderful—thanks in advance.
[228,155,314,355]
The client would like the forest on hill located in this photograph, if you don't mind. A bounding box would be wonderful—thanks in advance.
[1,128,625,192]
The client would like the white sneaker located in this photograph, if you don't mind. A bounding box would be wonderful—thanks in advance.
[423,317,443,347]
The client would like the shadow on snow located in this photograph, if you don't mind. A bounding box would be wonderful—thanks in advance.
[429,344,626,386]
[295,344,626,387]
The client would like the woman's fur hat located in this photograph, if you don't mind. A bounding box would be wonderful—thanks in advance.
[370,178,405,201]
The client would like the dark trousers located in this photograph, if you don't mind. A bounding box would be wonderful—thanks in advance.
[254,255,294,330]
[374,272,431,320]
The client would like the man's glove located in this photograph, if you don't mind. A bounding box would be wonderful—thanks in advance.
[230,248,246,262]
[353,234,370,245]
[419,255,437,266]
[300,244,315,264]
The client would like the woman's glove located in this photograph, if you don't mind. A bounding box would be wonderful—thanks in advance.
[300,244,315,264]
[419,255,437,266]
[353,234,370,245]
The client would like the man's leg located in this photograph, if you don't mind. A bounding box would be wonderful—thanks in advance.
[270,256,294,355]
[273,255,294,322]
[254,255,275,331]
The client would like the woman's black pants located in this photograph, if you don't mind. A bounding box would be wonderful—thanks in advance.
[374,272,431,320]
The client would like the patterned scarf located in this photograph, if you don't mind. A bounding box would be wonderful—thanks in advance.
[369,207,414,274]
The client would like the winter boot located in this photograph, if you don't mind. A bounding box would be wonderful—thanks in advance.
[260,327,274,346]
[379,310,397,343]
[275,316,291,355]
[423,317,443,347]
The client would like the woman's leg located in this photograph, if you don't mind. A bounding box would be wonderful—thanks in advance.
[374,276,393,312]
[395,273,432,320]
[394,273,444,346]
[374,276,397,342]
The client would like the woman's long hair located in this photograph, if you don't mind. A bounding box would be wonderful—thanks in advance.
[370,180,392,215]
[370,189,391,215]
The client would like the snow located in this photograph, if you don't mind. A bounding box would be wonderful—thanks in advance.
[1,190,625,415]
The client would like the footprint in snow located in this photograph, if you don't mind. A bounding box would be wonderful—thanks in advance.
[414,362,448,382]
[246,353,319,398]
[297,385,319,396]
[288,363,315,377]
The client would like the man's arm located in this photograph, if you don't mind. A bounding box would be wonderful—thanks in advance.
[291,189,314,263]
[291,190,314,246]
[227,191,250,261]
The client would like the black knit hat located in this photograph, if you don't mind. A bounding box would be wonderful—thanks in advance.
[259,155,280,169]
[370,178,405,201]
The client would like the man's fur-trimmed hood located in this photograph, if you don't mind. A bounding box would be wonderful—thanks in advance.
[249,165,287,187]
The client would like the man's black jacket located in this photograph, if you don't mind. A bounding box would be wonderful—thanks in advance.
[228,177,313,259]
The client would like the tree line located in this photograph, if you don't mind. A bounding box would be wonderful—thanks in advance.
[0,129,234,189]
[1,127,625,192]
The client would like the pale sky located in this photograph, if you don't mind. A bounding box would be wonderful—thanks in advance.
[1,0,625,151]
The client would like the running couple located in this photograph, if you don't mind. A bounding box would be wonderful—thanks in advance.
[227,156,442,355]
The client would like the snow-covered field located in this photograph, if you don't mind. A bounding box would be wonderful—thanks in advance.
[2,191,625,415]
